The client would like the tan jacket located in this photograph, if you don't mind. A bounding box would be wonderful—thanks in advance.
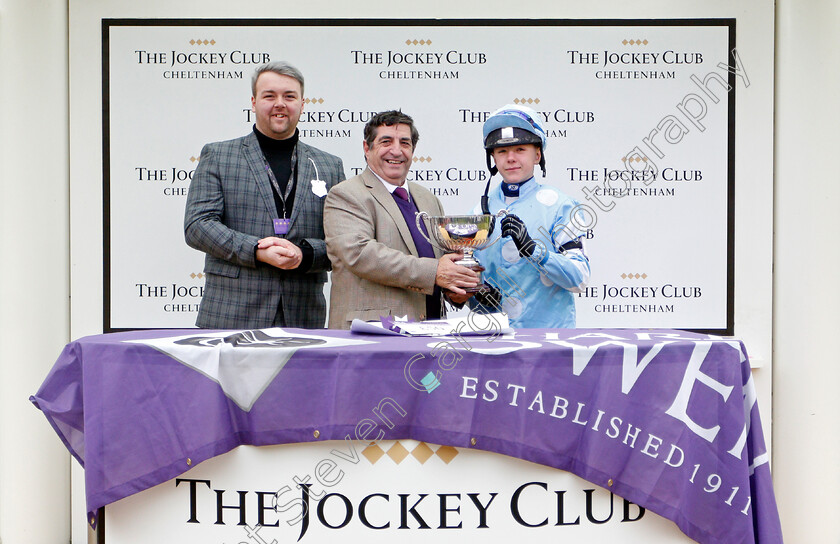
[324,168,444,329]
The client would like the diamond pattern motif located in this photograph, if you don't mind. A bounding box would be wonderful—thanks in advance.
[362,443,385,464]
[411,442,434,463]
[361,441,460,465]
[513,98,540,105]
[435,445,459,464]
[387,442,410,463]
[620,273,648,280]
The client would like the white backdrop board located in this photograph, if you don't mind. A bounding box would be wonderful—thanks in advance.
[105,441,694,543]
[104,19,737,332]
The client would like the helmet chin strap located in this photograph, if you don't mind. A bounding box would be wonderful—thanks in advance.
[481,174,493,215]
[485,151,498,178]
[481,152,497,214]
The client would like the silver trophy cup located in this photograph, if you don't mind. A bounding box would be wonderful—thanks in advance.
[415,211,506,293]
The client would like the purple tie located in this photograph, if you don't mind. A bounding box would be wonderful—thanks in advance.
[393,186,409,201]
[389,184,441,319]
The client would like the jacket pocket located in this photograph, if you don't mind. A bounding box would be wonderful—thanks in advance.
[346,308,392,322]
[205,258,240,278]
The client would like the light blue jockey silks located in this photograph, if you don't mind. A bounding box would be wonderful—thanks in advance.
[472,177,591,328]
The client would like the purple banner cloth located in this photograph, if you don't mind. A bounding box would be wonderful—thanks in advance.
[30,327,782,543]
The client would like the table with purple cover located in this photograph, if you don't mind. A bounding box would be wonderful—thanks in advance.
[30,326,782,543]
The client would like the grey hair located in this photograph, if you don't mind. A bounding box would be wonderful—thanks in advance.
[251,61,305,96]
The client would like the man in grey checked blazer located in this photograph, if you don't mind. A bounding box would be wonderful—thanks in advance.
[185,62,344,329]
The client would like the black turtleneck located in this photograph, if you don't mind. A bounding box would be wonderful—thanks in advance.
[253,126,314,272]
[254,126,299,218]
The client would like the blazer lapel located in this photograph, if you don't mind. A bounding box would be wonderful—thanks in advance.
[290,143,313,227]
[241,133,278,220]
[363,169,419,256]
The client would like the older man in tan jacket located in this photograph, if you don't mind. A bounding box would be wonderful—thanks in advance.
[323,110,478,329]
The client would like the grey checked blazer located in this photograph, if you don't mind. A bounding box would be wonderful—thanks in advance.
[184,131,345,329]
[324,168,445,329]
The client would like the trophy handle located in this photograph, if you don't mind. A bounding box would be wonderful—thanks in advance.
[480,209,510,250]
[415,211,446,251]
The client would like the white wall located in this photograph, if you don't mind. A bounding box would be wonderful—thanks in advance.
[774,0,840,541]
[4,0,834,542]
[0,0,71,543]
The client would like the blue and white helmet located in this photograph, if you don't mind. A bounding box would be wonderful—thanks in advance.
[482,104,547,177]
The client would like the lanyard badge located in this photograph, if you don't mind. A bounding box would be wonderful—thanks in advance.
[263,154,296,237]
[273,218,290,236]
